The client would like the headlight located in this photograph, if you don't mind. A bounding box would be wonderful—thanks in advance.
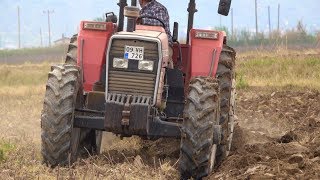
[138,60,154,71]
[113,58,128,69]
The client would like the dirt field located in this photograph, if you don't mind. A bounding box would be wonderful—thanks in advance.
[0,49,320,179]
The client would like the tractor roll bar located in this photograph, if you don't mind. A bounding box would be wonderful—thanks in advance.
[118,0,198,40]
[187,0,197,44]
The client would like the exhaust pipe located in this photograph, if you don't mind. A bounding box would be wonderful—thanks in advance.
[131,0,137,6]
[118,0,127,32]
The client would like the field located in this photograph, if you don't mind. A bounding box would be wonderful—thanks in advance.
[0,48,320,179]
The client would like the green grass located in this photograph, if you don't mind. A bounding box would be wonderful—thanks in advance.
[236,54,320,90]
[0,140,15,162]
[236,72,249,89]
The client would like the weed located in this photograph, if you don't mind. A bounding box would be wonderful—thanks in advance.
[236,72,249,89]
[306,57,320,67]
[0,140,15,162]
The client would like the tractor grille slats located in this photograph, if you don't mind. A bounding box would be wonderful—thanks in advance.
[107,39,159,99]
[108,71,156,97]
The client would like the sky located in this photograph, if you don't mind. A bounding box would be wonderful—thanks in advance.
[0,0,319,48]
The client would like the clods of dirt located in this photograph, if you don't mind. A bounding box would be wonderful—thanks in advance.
[277,131,298,143]
[210,89,320,179]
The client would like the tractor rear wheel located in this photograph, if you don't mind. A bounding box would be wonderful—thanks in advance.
[65,34,78,65]
[180,77,220,179]
[215,45,236,165]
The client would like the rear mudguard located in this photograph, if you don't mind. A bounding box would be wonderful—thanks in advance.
[189,29,225,78]
[78,21,116,91]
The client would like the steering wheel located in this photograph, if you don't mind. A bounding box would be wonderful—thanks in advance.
[138,16,166,29]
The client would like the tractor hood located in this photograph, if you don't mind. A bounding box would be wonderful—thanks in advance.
[116,25,166,39]
[113,25,170,62]
[117,30,161,38]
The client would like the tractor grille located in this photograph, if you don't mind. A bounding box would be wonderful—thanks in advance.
[108,70,156,97]
[107,38,160,100]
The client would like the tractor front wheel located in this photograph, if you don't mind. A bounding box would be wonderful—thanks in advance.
[41,64,84,166]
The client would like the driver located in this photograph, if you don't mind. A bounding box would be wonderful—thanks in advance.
[139,0,174,68]
[139,0,172,43]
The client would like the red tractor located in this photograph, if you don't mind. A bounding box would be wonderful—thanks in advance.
[40,0,235,179]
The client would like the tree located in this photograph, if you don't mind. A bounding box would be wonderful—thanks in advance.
[296,20,307,36]
[213,26,230,37]
[93,17,105,22]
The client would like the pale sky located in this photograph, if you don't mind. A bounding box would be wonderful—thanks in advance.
[0,0,319,48]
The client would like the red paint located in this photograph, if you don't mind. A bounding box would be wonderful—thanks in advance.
[78,21,116,91]
[189,29,224,78]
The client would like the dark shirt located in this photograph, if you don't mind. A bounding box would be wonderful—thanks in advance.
[140,0,172,42]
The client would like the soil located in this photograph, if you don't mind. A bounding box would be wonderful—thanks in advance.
[1,78,320,179]
[91,88,320,179]
[209,88,320,179]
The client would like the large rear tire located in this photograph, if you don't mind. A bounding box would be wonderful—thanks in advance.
[180,77,220,179]
[65,34,78,65]
[215,45,236,165]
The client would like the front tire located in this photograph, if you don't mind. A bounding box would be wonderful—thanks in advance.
[41,64,82,166]
[180,77,220,179]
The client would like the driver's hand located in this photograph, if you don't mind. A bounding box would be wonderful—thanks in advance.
[136,17,142,24]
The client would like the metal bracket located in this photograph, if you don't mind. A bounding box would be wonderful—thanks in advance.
[121,95,131,126]
[208,48,217,77]
[80,39,85,83]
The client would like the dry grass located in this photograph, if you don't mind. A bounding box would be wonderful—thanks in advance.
[0,49,319,179]
[0,137,179,179]
[0,62,51,87]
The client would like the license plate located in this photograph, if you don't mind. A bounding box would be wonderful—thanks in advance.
[124,45,144,60]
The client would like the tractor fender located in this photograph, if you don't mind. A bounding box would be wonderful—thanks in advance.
[188,29,225,78]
